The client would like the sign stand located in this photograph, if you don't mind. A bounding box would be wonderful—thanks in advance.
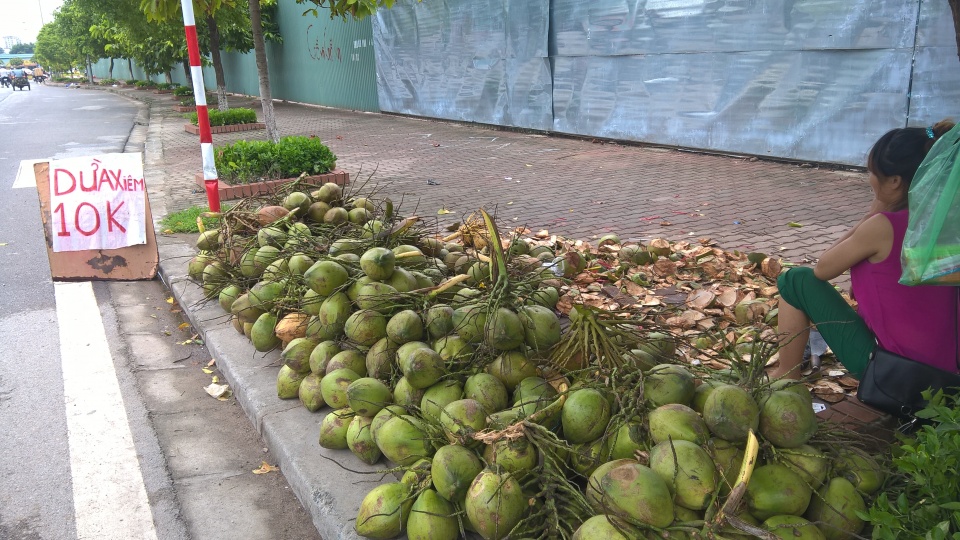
[34,162,159,280]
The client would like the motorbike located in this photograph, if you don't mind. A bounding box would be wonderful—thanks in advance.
[0,76,9,88]
[12,76,30,91]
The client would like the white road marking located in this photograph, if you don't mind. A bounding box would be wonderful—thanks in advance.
[54,282,159,540]
[12,159,47,189]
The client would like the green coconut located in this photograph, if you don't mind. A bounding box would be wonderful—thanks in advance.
[486,350,538,391]
[702,384,760,442]
[281,191,311,216]
[595,462,674,528]
[277,365,307,399]
[484,308,525,351]
[304,260,349,296]
[346,276,375,302]
[425,305,455,338]
[834,451,885,495]
[323,207,349,224]
[356,282,400,313]
[400,346,446,390]
[239,248,262,278]
[464,373,509,415]
[569,439,609,477]
[692,379,725,414]
[347,377,393,417]
[251,312,280,352]
[486,408,522,430]
[585,458,637,513]
[187,253,214,280]
[325,349,367,376]
[386,267,418,292]
[805,477,866,540]
[609,420,647,460]
[778,444,829,489]
[769,379,815,408]
[432,444,484,502]
[482,436,538,478]
[231,292,266,325]
[465,470,525,540]
[298,373,325,411]
[421,380,465,420]
[344,309,388,347]
[746,463,813,521]
[451,304,487,344]
[306,201,331,222]
[393,245,426,267]
[573,515,643,540]
[281,337,317,374]
[440,398,488,444]
[764,515,826,540]
[643,364,696,407]
[288,253,314,277]
[376,415,434,466]
[309,340,341,375]
[387,310,424,343]
[759,390,818,448]
[561,388,611,444]
[649,439,718,510]
[433,335,474,365]
[648,403,710,445]
[196,229,220,251]
[406,488,458,540]
[355,481,413,539]
[261,258,289,281]
[360,247,396,280]
[311,292,353,340]
[708,438,745,493]
[514,376,558,418]
[371,405,406,445]
[365,337,398,380]
[320,368,361,409]
[517,305,561,352]
[218,284,243,313]
[252,246,281,275]
[313,182,342,204]
[302,289,324,316]
[394,376,426,408]
[348,207,372,225]
[247,280,284,311]
[318,407,353,450]
[347,414,382,465]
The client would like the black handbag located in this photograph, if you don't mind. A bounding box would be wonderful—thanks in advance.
[857,346,960,420]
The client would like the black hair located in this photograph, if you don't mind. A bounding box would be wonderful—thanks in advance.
[867,119,955,208]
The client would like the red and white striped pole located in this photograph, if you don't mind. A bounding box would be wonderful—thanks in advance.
[180,0,220,212]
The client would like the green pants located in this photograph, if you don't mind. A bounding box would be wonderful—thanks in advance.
[777,267,875,378]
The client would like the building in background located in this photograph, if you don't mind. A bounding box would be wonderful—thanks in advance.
[3,36,22,51]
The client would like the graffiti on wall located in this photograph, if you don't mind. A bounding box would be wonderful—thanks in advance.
[306,24,342,62]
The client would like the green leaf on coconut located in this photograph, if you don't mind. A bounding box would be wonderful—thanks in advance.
[480,209,507,288]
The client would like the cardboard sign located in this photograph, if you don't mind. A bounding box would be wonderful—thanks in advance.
[34,161,158,281]
[49,153,147,252]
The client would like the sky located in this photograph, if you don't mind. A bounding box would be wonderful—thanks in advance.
[0,0,64,45]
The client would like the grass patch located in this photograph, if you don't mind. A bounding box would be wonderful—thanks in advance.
[159,205,224,234]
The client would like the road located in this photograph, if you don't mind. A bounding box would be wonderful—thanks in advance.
[0,84,320,540]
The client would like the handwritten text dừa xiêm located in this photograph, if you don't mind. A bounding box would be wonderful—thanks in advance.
[53,158,145,196]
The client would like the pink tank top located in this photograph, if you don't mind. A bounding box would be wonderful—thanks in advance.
[850,211,959,372]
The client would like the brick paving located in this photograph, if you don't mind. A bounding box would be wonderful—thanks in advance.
[123,88,872,277]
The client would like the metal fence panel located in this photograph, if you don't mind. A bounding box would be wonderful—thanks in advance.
[374,0,553,130]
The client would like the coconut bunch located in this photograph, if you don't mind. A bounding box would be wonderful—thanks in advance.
[185,189,886,540]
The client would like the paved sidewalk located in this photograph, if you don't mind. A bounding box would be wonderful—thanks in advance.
[123,87,870,270]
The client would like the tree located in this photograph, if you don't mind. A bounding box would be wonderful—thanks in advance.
[248,0,279,142]
[9,43,35,54]
[36,21,78,73]
[951,0,960,63]
[294,0,419,20]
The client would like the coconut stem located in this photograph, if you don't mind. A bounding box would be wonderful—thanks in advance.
[712,429,760,528]
[427,274,471,298]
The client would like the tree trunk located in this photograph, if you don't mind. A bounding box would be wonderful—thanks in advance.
[165,71,173,85]
[182,61,191,86]
[950,0,960,63]
[127,58,134,79]
[207,15,230,112]
[86,55,93,84]
[108,58,114,79]
[247,0,279,142]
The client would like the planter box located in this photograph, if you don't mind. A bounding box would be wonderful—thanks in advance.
[153,89,172,94]
[173,105,195,113]
[184,123,265,135]
[194,169,350,201]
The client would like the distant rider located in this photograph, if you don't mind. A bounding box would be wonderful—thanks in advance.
[0,67,9,88]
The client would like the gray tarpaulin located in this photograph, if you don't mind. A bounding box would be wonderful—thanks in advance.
[374,0,957,166]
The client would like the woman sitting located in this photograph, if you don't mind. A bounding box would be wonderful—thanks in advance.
[772,120,959,380]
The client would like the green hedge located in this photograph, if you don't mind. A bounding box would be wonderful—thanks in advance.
[173,85,193,97]
[215,136,337,185]
[188,107,257,127]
